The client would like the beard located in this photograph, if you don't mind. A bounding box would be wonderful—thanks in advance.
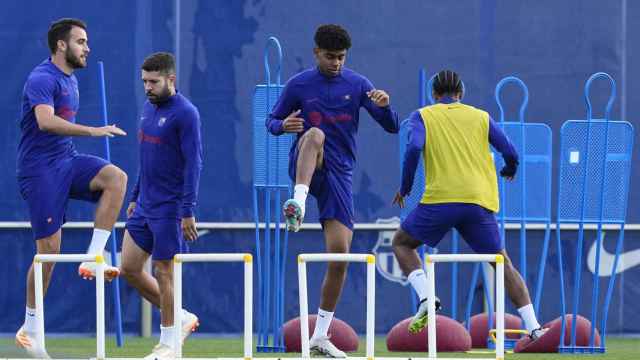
[146,84,172,104]
[65,48,86,69]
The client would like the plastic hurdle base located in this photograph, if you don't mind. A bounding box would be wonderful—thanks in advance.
[558,346,606,354]
[256,345,287,352]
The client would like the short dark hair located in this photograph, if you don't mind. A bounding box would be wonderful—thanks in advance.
[314,24,351,51]
[141,52,176,75]
[433,70,463,97]
[47,18,87,54]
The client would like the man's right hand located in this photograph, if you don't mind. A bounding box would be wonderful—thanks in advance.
[282,110,305,133]
[90,124,127,137]
[126,202,136,218]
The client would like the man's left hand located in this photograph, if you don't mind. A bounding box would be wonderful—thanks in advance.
[182,217,198,242]
[367,89,390,107]
[392,191,406,208]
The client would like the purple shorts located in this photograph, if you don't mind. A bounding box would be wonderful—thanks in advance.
[289,147,354,230]
[19,154,109,239]
[126,210,188,260]
[400,203,502,253]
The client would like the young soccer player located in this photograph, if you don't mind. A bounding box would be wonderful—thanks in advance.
[267,24,399,357]
[392,70,547,340]
[16,18,127,358]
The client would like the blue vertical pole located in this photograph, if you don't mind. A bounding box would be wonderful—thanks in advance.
[97,61,124,347]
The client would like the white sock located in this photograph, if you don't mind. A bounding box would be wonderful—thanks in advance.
[160,309,190,322]
[159,325,176,347]
[313,308,334,338]
[86,228,111,255]
[408,269,428,302]
[23,307,37,333]
[517,304,541,333]
[293,184,309,207]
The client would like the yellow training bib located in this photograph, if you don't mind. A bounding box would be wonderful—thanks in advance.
[419,102,499,212]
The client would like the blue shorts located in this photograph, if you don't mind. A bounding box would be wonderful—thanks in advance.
[289,148,354,230]
[18,154,109,240]
[400,203,502,254]
[126,210,188,260]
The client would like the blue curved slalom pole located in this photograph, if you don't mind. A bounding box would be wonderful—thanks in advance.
[584,72,616,349]
[495,76,529,280]
[97,61,124,347]
[255,37,287,352]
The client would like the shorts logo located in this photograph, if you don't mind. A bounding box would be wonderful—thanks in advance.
[344,94,350,100]
[372,217,407,285]
[46,217,52,223]
[158,117,167,127]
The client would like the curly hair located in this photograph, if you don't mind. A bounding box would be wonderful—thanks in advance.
[433,70,463,97]
[314,24,351,51]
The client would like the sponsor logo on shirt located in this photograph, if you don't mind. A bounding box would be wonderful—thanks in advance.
[158,117,167,127]
[308,111,352,126]
[138,130,163,144]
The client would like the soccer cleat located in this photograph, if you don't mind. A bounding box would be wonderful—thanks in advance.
[408,296,442,334]
[181,310,199,343]
[529,327,548,340]
[143,343,175,360]
[78,262,120,281]
[283,199,304,232]
[15,326,51,359]
[309,335,347,358]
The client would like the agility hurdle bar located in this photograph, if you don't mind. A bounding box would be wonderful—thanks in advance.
[298,254,375,359]
[425,254,505,360]
[34,254,106,359]
[173,253,253,359]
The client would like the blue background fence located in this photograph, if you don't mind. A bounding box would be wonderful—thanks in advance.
[1,0,638,337]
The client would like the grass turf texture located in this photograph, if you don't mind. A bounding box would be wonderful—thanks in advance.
[0,336,638,359]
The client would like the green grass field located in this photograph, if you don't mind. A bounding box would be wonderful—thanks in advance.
[1,336,638,359]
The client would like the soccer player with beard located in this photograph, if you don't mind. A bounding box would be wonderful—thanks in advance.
[119,52,203,359]
[15,18,127,358]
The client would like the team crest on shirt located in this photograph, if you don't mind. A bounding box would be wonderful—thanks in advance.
[158,117,167,127]
[372,217,407,285]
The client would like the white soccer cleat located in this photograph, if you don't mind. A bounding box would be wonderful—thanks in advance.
[181,310,199,343]
[15,326,51,359]
[78,261,120,281]
[143,343,175,360]
[283,199,305,232]
[529,327,548,341]
[309,335,347,358]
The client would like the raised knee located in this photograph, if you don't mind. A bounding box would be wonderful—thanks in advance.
[119,264,141,279]
[302,127,325,148]
[111,167,128,191]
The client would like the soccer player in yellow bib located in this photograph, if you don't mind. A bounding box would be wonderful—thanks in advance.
[392,70,547,340]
